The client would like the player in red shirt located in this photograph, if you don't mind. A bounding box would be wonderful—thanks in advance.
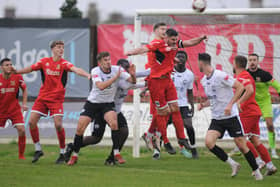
[126,23,206,158]
[0,58,28,159]
[233,55,277,176]
[13,40,91,164]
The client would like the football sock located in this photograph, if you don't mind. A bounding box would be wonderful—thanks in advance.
[30,125,40,143]
[209,145,228,162]
[244,150,259,171]
[246,141,258,158]
[56,128,65,149]
[73,134,83,154]
[171,111,186,139]
[256,144,271,163]
[18,135,26,157]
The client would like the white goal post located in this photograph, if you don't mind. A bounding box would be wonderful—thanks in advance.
[132,8,280,158]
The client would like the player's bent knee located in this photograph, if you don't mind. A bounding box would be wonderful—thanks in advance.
[16,124,25,136]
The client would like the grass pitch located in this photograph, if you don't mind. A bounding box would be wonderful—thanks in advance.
[0,143,279,187]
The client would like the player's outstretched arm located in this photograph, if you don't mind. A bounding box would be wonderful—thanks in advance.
[125,46,149,56]
[13,66,33,74]
[182,35,207,47]
[70,66,91,79]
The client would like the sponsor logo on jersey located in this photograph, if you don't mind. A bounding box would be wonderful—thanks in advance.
[10,81,15,86]
[46,69,60,76]
[46,62,49,66]
[1,87,15,94]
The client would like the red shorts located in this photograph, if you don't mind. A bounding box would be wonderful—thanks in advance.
[31,99,64,117]
[148,78,178,110]
[240,115,260,136]
[0,109,24,127]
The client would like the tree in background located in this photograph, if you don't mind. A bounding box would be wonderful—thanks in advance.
[60,0,82,18]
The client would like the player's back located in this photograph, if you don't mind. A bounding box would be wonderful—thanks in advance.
[237,71,261,117]
[146,39,174,78]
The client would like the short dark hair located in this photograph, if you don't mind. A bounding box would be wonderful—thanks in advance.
[153,22,166,31]
[176,50,188,61]
[0,58,11,66]
[248,53,259,59]
[198,53,211,65]
[235,55,247,69]
[117,59,130,70]
[166,28,178,37]
[50,40,64,49]
[97,51,110,61]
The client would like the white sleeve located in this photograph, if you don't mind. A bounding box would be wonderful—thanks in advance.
[120,67,131,80]
[136,68,151,78]
[91,68,102,84]
[187,71,194,90]
[219,71,235,87]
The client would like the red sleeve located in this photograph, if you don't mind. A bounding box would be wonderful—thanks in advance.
[145,40,169,52]
[18,75,26,90]
[237,78,251,87]
[62,61,74,71]
[31,60,44,71]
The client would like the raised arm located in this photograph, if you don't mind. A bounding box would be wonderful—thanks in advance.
[182,35,207,47]
[70,66,91,79]
[125,46,149,56]
[14,66,33,74]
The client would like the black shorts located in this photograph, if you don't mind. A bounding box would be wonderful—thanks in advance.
[208,116,244,139]
[91,112,128,137]
[80,101,115,120]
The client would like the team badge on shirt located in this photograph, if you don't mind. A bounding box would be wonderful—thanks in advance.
[56,64,60,70]
[256,77,261,82]
[10,81,15,86]
[46,63,49,66]
[0,82,2,86]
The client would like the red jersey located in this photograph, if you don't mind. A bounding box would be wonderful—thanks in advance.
[145,39,174,78]
[31,57,74,102]
[0,74,26,115]
[236,70,262,117]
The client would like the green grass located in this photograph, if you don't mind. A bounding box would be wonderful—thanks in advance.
[0,144,279,187]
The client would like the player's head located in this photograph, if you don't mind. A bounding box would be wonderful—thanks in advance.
[233,55,247,73]
[97,51,111,71]
[166,28,178,47]
[153,22,167,39]
[248,53,259,72]
[175,51,187,72]
[50,40,64,58]
[198,53,211,73]
[0,58,13,74]
[117,59,130,72]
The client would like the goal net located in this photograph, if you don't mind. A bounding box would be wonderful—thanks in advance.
[132,8,280,157]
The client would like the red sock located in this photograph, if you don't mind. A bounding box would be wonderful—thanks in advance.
[156,115,169,144]
[29,126,40,143]
[56,128,65,149]
[256,144,271,163]
[171,111,186,139]
[246,141,258,158]
[148,117,157,134]
[18,135,26,158]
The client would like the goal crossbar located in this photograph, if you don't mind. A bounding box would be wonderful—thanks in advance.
[136,8,280,16]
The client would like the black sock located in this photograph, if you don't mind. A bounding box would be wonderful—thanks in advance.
[209,145,228,162]
[244,150,258,171]
[112,130,121,151]
[184,119,195,145]
[73,134,83,153]
[81,136,102,147]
